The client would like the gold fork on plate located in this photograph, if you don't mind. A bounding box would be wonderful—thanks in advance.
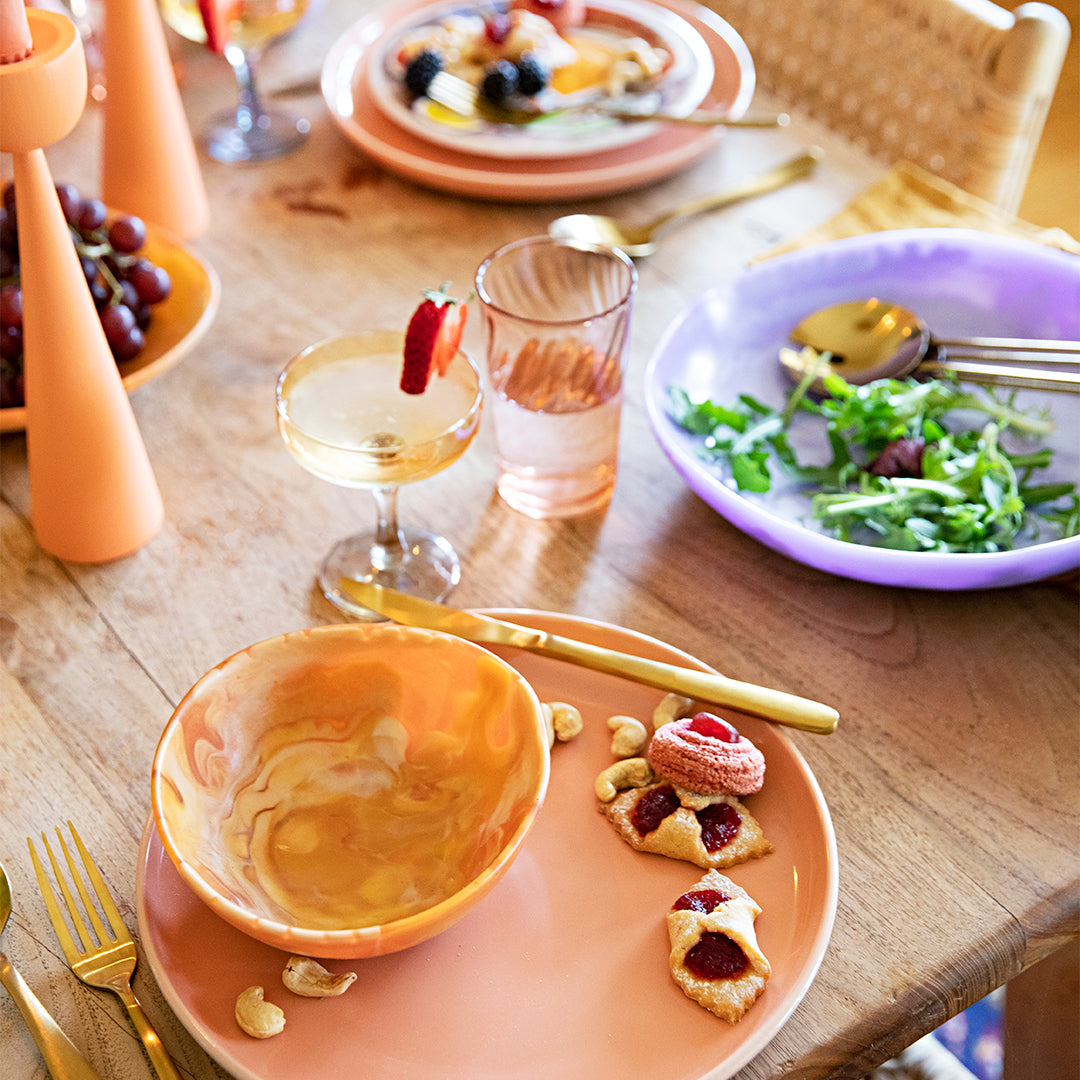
[28,823,181,1080]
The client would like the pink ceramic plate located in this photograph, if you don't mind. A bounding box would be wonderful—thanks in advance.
[137,611,837,1080]
[320,0,754,200]
[367,0,716,160]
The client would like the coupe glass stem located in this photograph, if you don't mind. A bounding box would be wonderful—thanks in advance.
[370,485,406,570]
[225,43,268,136]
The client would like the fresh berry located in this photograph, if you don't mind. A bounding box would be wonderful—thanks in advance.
[689,712,741,743]
[400,284,468,395]
[515,52,550,96]
[480,60,519,105]
[484,12,511,44]
[404,49,443,98]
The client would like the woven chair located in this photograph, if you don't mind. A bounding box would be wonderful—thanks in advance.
[702,0,1071,213]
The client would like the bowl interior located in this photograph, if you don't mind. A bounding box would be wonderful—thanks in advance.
[151,624,549,957]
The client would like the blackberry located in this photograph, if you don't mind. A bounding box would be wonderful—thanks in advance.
[403,49,443,98]
[516,52,550,96]
[480,60,519,105]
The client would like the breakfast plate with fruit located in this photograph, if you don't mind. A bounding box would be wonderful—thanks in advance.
[321,0,754,200]
[0,195,220,434]
[367,0,716,159]
[137,611,836,1080]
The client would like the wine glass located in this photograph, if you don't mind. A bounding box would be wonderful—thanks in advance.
[276,331,483,619]
[160,0,310,163]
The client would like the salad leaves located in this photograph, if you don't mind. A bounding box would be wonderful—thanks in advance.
[668,358,1079,554]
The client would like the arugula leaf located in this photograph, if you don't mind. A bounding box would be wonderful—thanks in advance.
[667,368,1078,554]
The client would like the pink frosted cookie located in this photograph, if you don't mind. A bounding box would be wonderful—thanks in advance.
[649,713,765,796]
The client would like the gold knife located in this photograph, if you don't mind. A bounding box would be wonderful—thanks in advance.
[338,581,838,735]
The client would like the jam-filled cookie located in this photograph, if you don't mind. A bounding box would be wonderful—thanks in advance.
[600,782,772,869]
[667,870,770,1022]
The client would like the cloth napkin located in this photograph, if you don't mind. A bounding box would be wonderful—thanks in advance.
[764,160,1080,257]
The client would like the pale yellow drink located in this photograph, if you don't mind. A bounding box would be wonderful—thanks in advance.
[160,0,310,50]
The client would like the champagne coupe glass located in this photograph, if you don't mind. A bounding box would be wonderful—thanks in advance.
[160,0,310,163]
[276,331,483,619]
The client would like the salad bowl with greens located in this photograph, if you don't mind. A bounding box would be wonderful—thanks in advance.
[644,229,1079,589]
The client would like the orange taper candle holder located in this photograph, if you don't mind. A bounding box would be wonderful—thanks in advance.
[101,0,210,239]
[2,8,165,562]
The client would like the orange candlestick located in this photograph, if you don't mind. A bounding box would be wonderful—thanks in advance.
[102,0,210,239]
[3,10,165,562]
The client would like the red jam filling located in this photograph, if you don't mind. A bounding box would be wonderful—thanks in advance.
[671,888,731,914]
[689,712,741,743]
[695,802,740,852]
[630,784,680,836]
[684,931,749,980]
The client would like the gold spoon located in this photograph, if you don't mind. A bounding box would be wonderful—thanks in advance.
[548,148,822,257]
[0,862,105,1079]
[783,299,1080,393]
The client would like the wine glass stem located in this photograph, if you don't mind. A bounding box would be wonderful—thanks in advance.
[224,43,268,133]
[370,486,406,569]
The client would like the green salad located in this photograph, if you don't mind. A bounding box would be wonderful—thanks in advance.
[668,353,1079,554]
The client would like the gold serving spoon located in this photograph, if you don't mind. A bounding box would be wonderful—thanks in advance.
[547,148,822,257]
[783,299,1080,393]
[0,862,104,1079]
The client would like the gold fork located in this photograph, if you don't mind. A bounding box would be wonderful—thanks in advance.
[29,824,181,1080]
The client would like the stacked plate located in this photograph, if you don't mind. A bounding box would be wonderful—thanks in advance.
[320,0,756,200]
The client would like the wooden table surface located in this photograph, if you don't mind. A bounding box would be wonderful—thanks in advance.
[2,2,1077,1078]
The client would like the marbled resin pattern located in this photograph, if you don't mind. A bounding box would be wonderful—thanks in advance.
[152,624,549,958]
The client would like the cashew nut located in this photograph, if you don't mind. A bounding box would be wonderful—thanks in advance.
[235,986,286,1039]
[606,715,649,758]
[540,703,556,747]
[594,757,654,802]
[652,693,695,730]
[546,702,583,742]
[283,955,357,998]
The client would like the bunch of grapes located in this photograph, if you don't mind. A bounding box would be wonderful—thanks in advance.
[0,181,173,410]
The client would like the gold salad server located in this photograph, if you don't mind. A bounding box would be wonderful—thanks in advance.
[338,581,839,735]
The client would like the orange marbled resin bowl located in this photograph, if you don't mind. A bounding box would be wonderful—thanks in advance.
[151,623,550,959]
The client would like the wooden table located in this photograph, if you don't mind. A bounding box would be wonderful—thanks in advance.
[2,2,1077,1077]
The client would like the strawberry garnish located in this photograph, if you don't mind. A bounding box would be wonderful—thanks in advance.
[400,284,468,395]
[198,0,232,54]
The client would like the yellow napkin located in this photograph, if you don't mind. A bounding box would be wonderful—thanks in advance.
[763,160,1080,257]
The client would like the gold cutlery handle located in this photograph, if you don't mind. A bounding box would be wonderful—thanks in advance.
[0,952,105,1080]
[605,108,790,128]
[536,633,839,734]
[116,986,182,1080]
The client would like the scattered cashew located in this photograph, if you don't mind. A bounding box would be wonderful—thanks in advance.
[652,693,695,730]
[540,703,556,747]
[607,715,649,758]
[235,986,286,1039]
[283,955,357,998]
[594,757,654,802]
[543,701,583,743]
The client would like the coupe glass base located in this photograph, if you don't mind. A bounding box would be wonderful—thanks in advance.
[319,529,461,619]
[204,107,309,164]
